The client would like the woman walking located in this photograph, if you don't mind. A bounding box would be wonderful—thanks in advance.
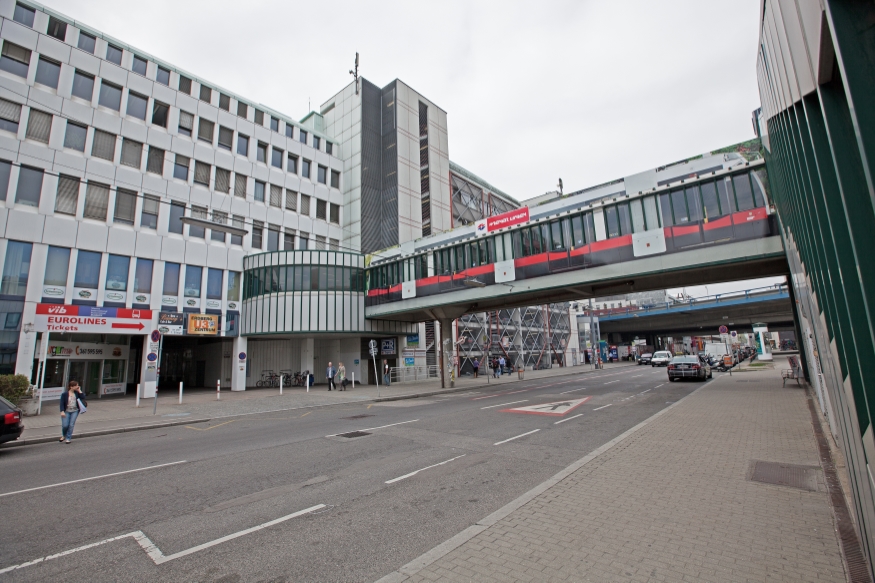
[337,362,347,390]
[59,380,86,444]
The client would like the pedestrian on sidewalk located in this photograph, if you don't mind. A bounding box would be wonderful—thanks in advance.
[499,356,506,376]
[383,360,391,386]
[59,380,86,444]
[492,358,499,378]
[326,362,337,391]
[337,362,347,390]
[472,358,480,378]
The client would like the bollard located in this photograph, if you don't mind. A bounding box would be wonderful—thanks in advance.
[279,374,283,395]
[136,383,141,408]
[179,381,183,405]
[351,372,355,389]
[216,379,221,400]
[153,385,158,415]
[306,374,309,393]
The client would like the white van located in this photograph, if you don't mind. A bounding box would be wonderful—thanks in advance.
[651,351,672,367]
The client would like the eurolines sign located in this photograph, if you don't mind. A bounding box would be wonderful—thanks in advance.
[474,207,529,237]
[35,304,153,333]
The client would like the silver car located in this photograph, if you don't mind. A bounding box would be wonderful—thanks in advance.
[668,356,712,381]
[650,351,672,367]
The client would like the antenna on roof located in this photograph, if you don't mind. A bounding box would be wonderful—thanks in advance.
[557,178,564,196]
[349,52,360,95]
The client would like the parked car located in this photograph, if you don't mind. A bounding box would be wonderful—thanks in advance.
[667,356,712,381]
[0,395,23,445]
[638,353,653,365]
[651,351,672,367]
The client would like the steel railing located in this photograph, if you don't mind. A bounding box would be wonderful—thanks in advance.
[389,365,440,384]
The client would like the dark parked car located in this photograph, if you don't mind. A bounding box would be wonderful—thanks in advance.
[667,356,712,381]
[638,353,652,365]
[0,395,23,445]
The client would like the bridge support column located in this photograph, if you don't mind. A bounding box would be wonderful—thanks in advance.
[439,318,454,389]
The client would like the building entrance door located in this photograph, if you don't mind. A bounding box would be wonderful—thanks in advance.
[68,360,101,395]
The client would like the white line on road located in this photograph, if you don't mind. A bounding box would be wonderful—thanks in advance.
[494,429,540,446]
[326,419,418,437]
[0,461,187,498]
[630,374,644,378]
[0,504,327,573]
[480,400,528,410]
[593,404,613,411]
[603,380,620,385]
[639,389,652,394]
[385,455,467,484]
[560,388,587,394]
[505,389,529,395]
[553,414,584,425]
[654,383,665,388]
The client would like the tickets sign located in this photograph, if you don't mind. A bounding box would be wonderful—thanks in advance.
[187,314,219,335]
[475,207,530,236]
[35,304,152,333]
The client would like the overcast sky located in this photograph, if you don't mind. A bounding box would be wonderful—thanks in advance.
[47,0,776,296]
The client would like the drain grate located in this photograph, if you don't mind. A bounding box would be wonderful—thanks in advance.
[341,414,375,420]
[749,461,819,491]
[338,431,371,438]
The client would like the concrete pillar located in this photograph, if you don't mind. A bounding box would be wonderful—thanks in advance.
[439,318,453,389]
[140,334,157,398]
[301,337,314,377]
[752,323,773,361]
[231,336,247,391]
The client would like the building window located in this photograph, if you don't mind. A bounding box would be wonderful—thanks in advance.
[300,194,311,216]
[254,109,264,125]
[207,268,223,298]
[254,180,265,202]
[329,238,340,251]
[231,216,244,245]
[163,262,180,296]
[147,146,164,175]
[330,203,340,224]
[178,75,192,94]
[25,110,51,143]
[316,199,327,220]
[251,221,263,249]
[91,129,115,161]
[77,32,96,54]
[168,202,184,234]
[211,212,227,242]
[0,241,31,297]
[134,258,153,300]
[113,189,136,225]
[0,160,9,201]
[284,230,295,250]
[313,136,321,150]
[269,184,282,207]
[237,133,249,156]
[302,159,311,179]
[64,121,88,152]
[46,16,67,40]
[105,254,129,296]
[285,189,297,211]
[198,118,214,143]
[219,93,230,111]
[16,166,43,207]
[326,142,333,155]
[299,130,307,145]
[98,80,122,111]
[199,84,212,103]
[71,70,94,101]
[234,174,247,198]
[105,44,123,66]
[178,111,194,136]
[267,225,280,251]
[298,232,309,250]
[315,235,326,250]
[256,142,267,163]
[174,155,189,181]
[0,99,20,133]
[215,168,231,193]
[285,125,293,139]
[74,250,101,290]
[141,195,159,229]
[0,41,31,78]
[83,182,109,220]
[152,101,168,127]
[156,66,170,86]
[317,165,327,184]
[271,147,283,168]
[126,91,148,120]
[120,139,142,169]
[132,55,147,76]
[218,126,233,150]
[270,116,279,132]
[34,56,60,89]
[331,169,340,189]
[194,160,211,186]
[54,175,80,215]
[189,206,206,238]
[287,155,298,174]
[12,3,34,26]
[237,101,248,118]
[184,265,202,297]
[44,246,70,289]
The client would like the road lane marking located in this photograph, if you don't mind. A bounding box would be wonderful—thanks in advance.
[185,420,236,431]
[326,419,418,437]
[630,374,644,378]
[639,389,652,394]
[385,455,467,484]
[553,414,583,425]
[481,400,528,410]
[0,461,187,498]
[494,429,540,445]
[505,389,528,395]
[560,388,587,394]
[367,404,373,409]
[604,380,620,385]
[593,404,613,411]
[300,411,312,417]
[654,383,665,388]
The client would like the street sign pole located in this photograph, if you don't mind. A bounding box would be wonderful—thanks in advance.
[36,331,49,416]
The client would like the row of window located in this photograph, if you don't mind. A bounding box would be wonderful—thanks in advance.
[243,265,366,299]
[0,240,242,306]
[9,3,331,152]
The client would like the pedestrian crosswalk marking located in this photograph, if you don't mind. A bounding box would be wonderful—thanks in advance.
[500,397,592,417]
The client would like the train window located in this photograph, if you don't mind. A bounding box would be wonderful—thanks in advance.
[519,228,530,257]
[751,170,766,207]
[685,186,702,222]
[531,226,543,255]
[659,193,674,226]
[551,220,564,250]
[629,200,645,233]
[480,239,490,264]
[571,214,584,246]
[605,206,621,238]
[617,203,632,236]
[733,174,755,211]
[540,224,551,252]
[700,181,721,220]
[717,178,734,214]
[643,196,659,229]
[583,212,597,243]
[670,189,688,223]
[455,245,466,272]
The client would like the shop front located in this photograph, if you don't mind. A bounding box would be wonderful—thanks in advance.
[33,340,130,399]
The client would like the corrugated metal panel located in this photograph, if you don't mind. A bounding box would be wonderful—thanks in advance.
[361,79,383,254]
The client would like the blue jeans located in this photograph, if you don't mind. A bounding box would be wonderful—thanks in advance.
[61,410,79,440]
[383,374,390,386]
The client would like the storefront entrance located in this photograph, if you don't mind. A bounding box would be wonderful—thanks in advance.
[159,336,231,389]
[68,360,101,396]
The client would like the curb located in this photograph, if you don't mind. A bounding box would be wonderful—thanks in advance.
[0,417,211,448]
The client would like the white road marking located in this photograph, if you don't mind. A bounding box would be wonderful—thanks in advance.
[560,388,587,394]
[604,380,620,385]
[639,389,652,394]
[494,429,540,445]
[630,374,644,378]
[326,419,418,437]
[481,400,528,410]
[0,504,326,573]
[593,404,613,411]
[553,414,584,425]
[0,461,187,498]
[505,389,529,395]
[385,455,467,484]
[654,383,665,388]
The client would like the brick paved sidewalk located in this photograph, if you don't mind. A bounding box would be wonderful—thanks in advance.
[380,358,848,583]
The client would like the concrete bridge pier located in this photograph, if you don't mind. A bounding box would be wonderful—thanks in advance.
[439,318,454,389]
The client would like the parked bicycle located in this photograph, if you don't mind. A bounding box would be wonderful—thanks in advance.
[256,370,280,387]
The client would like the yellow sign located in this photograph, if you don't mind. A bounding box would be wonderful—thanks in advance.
[187,314,219,335]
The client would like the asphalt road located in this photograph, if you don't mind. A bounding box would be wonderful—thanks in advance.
[0,364,707,582]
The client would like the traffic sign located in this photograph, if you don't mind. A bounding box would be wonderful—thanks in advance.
[501,397,592,417]
[369,347,378,357]
[146,352,158,362]
[238,352,246,361]
[151,330,161,342]
[730,330,738,339]
[718,325,729,334]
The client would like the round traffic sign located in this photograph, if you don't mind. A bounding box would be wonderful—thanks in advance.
[238,352,246,361]
[151,330,161,342]
[719,325,729,334]
[146,352,158,362]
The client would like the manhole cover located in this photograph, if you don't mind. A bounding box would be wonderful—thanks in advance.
[341,414,375,420]
[338,431,371,438]
[749,461,819,491]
